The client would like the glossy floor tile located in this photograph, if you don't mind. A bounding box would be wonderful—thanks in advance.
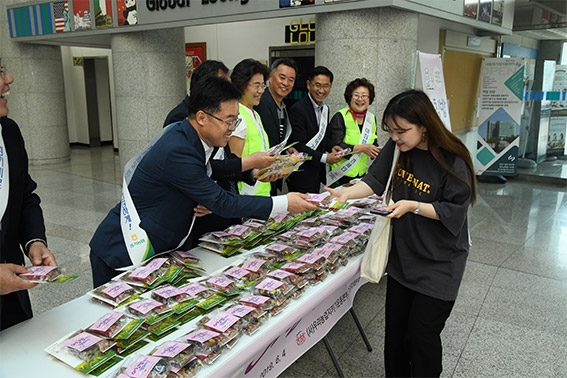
[26,146,567,377]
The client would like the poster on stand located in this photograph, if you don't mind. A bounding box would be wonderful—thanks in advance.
[476,57,524,177]
[547,65,567,156]
[416,51,452,130]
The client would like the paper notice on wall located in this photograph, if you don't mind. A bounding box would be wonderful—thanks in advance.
[417,51,452,131]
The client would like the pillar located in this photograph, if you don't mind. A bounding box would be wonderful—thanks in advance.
[111,28,186,170]
[315,8,418,145]
[0,0,70,165]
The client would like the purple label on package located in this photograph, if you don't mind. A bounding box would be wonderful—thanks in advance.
[241,258,264,272]
[90,312,123,332]
[179,283,207,297]
[307,193,328,202]
[224,267,249,279]
[207,276,234,288]
[240,295,269,305]
[272,212,288,222]
[297,228,319,238]
[211,231,232,238]
[227,225,249,236]
[298,253,320,264]
[21,265,57,276]
[125,355,161,378]
[64,331,102,351]
[206,312,239,332]
[153,285,181,299]
[256,277,283,290]
[301,217,318,223]
[185,329,220,343]
[332,232,357,244]
[102,282,132,298]
[227,305,255,318]
[175,250,197,259]
[266,243,288,252]
[153,341,190,358]
[268,269,293,279]
[281,262,305,270]
[130,299,162,315]
[130,258,166,279]
[350,223,373,233]
[320,225,339,232]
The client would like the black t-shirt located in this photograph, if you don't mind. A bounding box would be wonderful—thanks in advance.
[363,139,473,301]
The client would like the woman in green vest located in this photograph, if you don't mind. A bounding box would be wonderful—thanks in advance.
[329,78,381,187]
[229,59,273,196]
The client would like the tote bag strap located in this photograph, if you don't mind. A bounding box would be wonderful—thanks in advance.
[382,146,400,202]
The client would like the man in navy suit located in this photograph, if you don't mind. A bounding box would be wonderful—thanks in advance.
[0,59,57,330]
[89,77,316,286]
[288,66,342,193]
[163,60,277,247]
[254,58,299,195]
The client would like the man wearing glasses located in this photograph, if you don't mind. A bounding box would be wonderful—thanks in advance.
[0,59,58,330]
[89,77,317,286]
[287,66,343,194]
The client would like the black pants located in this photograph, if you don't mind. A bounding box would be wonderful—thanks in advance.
[384,275,455,378]
[90,252,121,288]
[0,290,33,331]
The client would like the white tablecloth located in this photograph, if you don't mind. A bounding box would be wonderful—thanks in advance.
[0,249,364,378]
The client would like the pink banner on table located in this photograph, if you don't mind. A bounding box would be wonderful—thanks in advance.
[204,256,365,378]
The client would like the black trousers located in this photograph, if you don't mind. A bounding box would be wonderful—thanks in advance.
[0,290,33,331]
[384,275,455,378]
[90,252,121,288]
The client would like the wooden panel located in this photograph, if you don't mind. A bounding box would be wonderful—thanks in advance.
[443,49,491,131]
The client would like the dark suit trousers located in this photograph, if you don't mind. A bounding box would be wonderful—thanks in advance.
[0,291,33,331]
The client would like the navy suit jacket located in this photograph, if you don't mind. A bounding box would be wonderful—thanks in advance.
[0,117,47,330]
[254,90,284,148]
[163,94,190,128]
[287,96,333,193]
[89,120,273,269]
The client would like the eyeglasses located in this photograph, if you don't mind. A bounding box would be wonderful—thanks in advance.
[248,83,267,91]
[311,82,331,90]
[352,93,369,100]
[203,111,242,131]
[0,63,6,80]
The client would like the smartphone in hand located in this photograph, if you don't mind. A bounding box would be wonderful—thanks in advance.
[370,207,393,216]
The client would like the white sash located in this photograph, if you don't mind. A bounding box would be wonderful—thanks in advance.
[120,124,195,269]
[0,123,9,220]
[306,104,329,150]
[326,111,374,184]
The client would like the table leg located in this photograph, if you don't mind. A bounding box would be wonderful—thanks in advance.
[323,336,345,378]
[350,307,373,351]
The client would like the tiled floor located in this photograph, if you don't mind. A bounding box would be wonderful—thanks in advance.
[27,146,567,377]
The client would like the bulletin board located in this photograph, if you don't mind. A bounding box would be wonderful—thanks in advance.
[442,49,492,131]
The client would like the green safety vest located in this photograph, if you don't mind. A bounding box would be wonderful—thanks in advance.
[238,104,271,196]
[330,107,377,178]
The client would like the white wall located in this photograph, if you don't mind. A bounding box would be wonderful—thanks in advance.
[184,16,315,69]
[61,46,117,147]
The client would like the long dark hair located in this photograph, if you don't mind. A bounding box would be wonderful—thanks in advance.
[382,89,476,205]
